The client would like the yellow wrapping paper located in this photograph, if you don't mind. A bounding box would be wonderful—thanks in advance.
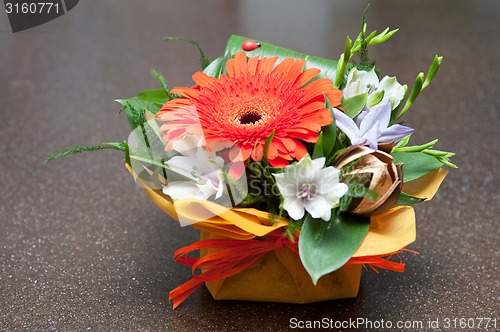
[128,165,447,303]
[402,168,448,200]
[199,205,417,302]
[201,230,362,303]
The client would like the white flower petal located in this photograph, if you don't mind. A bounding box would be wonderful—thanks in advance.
[379,76,406,109]
[274,173,299,197]
[318,166,341,186]
[322,183,349,208]
[163,182,206,200]
[172,134,203,157]
[344,69,379,98]
[165,156,199,180]
[196,181,219,200]
[303,196,331,221]
[282,196,305,220]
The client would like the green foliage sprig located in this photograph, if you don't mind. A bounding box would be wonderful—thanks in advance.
[44,143,125,164]
[164,36,210,69]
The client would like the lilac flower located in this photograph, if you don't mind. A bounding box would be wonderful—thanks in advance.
[333,100,414,150]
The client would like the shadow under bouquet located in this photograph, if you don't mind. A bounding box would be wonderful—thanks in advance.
[48,19,456,309]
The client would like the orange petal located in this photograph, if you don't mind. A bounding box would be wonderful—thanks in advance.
[193,71,216,87]
[273,58,294,75]
[325,89,343,107]
[170,87,200,99]
[268,156,290,168]
[293,140,308,160]
[295,68,320,86]
[246,56,259,76]
[286,59,306,81]
[232,52,247,77]
[257,56,278,76]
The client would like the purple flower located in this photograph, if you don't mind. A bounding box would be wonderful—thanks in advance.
[333,100,414,150]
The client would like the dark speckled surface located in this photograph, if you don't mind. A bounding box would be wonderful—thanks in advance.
[1,0,499,331]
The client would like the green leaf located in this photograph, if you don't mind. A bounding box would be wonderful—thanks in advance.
[136,89,170,105]
[203,55,229,78]
[312,132,324,159]
[116,98,162,132]
[392,151,443,182]
[396,192,425,205]
[299,213,370,284]
[262,130,275,168]
[341,93,368,118]
[224,35,348,83]
[321,96,337,157]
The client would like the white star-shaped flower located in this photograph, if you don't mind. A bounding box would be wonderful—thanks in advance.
[273,155,348,221]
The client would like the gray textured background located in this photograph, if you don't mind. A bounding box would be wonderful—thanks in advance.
[1,0,499,330]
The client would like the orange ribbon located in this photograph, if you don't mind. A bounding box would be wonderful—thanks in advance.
[169,233,409,309]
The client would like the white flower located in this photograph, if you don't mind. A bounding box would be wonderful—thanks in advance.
[163,134,225,201]
[273,155,348,221]
[343,68,406,110]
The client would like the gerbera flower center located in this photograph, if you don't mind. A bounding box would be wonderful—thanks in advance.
[239,111,262,125]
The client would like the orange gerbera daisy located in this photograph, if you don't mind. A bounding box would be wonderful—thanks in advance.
[156,52,342,167]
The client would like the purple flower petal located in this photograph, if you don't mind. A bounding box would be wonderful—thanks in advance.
[363,124,382,149]
[359,100,391,135]
[333,108,360,143]
[379,124,415,143]
[355,107,369,127]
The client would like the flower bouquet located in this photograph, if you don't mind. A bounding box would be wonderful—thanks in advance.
[48,17,456,309]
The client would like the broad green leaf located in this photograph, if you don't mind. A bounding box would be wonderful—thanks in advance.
[225,35,350,83]
[136,89,170,105]
[396,192,425,205]
[312,132,324,159]
[203,55,229,78]
[341,93,368,118]
[321,96,337,157]
[299,213,370,284]
[392,151,443,182]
